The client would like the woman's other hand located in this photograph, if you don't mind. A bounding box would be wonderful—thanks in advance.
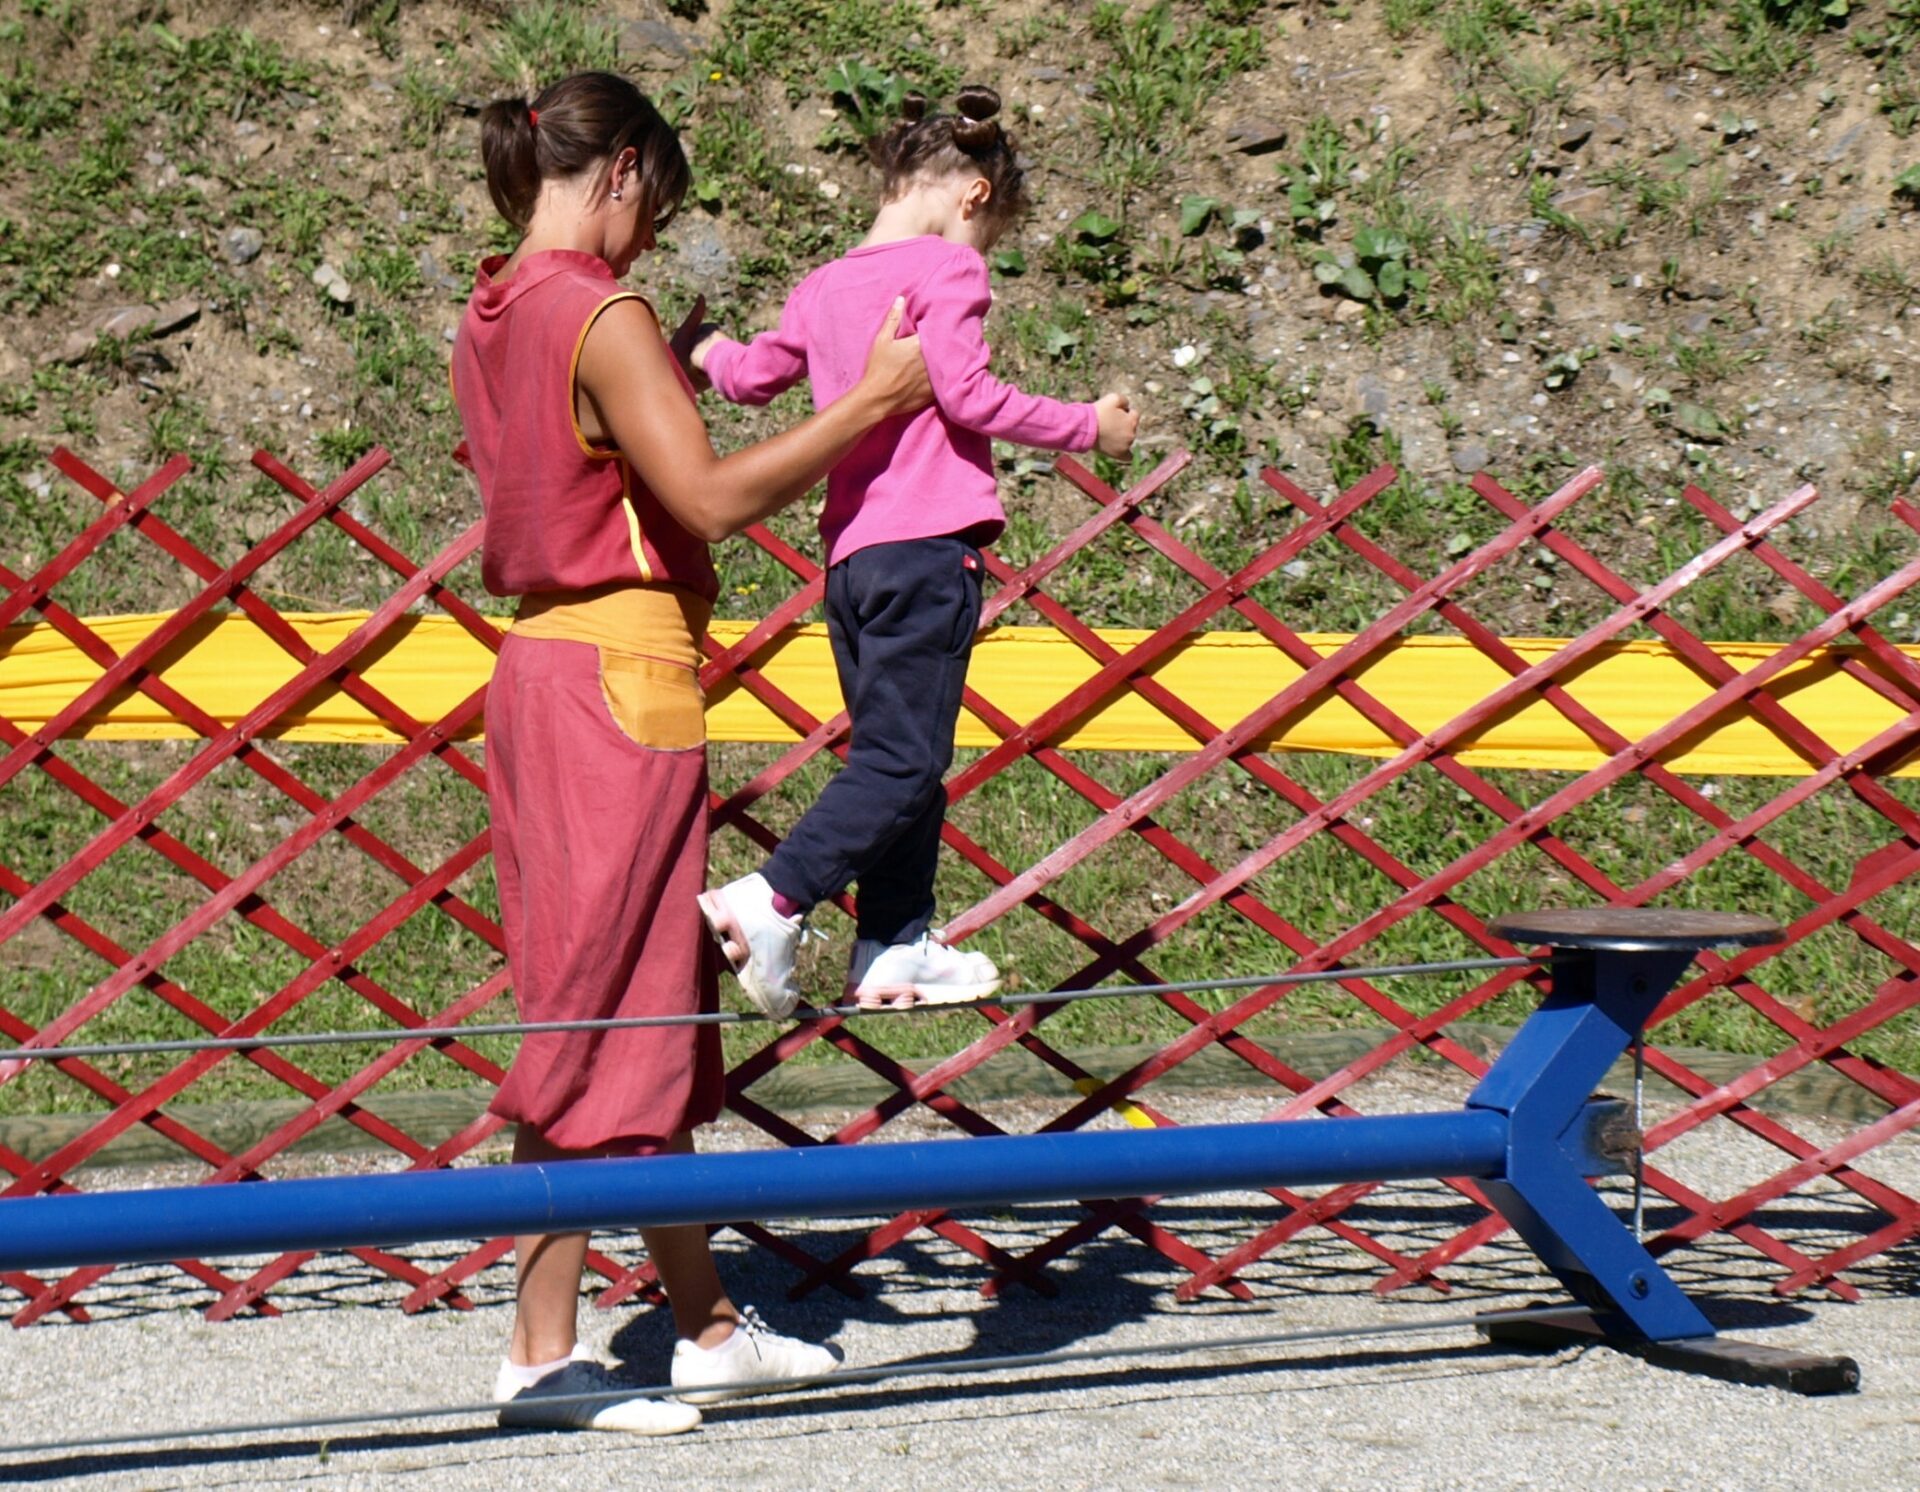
[855,297,933,419]
[668,294,717,391]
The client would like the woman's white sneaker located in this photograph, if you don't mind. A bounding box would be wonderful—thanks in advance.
[670,1306,842,1404]
[846,934,1001,1009]
[698,873,803,1018]
[495,1359,703,1436]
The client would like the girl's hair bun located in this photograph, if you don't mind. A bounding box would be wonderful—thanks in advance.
[868,78,1027,227]
[954,84,1001,121]
[951,83,1002,150]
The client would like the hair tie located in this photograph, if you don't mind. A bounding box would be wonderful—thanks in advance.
[528,108,540,128]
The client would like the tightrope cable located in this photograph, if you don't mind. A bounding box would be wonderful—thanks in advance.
[0,1302,1579,1459]
[0,955,1548,1063]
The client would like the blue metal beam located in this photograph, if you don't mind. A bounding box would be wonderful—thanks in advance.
[0,1112,1510,1274]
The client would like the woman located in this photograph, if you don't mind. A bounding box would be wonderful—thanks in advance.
[450,71,932,1436]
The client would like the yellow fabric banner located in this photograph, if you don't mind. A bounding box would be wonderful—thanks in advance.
[2,612,1917,776]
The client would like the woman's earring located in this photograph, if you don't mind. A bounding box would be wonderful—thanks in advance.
[611,188,623,201]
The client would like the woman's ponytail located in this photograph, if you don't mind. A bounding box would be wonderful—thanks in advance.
[480,97,542,231]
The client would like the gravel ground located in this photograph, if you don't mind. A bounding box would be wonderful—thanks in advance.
[2,1080,1916,1491]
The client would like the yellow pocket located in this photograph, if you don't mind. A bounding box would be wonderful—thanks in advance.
[597,649,706,751]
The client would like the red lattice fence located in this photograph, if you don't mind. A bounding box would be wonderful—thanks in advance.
[2,443,1917,1326]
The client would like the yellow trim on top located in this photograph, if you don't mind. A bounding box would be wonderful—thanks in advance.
[567,291,661,582]
[618,457,654,584]
[567,290,659,460]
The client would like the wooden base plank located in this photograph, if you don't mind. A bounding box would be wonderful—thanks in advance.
[1477,1307,1861,1396]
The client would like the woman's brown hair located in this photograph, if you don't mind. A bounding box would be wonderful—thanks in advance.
[868,85,1029,228]
[479,71,690,234]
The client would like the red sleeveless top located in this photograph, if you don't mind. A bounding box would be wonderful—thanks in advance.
[451,250,718,602]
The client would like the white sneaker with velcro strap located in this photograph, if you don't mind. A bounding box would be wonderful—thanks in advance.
[846,933,1002,1009]
[698,873,804,1019]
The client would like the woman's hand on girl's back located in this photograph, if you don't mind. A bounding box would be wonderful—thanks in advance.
[576,293,932,546]
[1094,392,1140,459]
[854,297,934,419]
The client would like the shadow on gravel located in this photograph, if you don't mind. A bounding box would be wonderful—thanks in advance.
[0,1217,1851,1486]
[0,1194,1860,1484]
[612,1221,1185,1365]
[0,1338,1536,1485]
[1697,1296,1821,1331]
[1840,1244,1920,1298]
[0,1426,500,1487]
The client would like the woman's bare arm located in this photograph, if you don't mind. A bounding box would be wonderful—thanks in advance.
[576,296,928,543]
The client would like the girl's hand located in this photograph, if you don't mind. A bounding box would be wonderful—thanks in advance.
[1094,392,1139,459]
[855,297,933,419]
[669,295,716,390]
[687,329,724,373]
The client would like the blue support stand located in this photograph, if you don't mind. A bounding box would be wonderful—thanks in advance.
[1468,916,1717,1341]
[0,908,1860,1394]
[1470,910,1857,1395]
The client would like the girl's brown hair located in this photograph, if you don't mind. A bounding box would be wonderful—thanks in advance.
[479,71,690,233]
[868,85,1029,228]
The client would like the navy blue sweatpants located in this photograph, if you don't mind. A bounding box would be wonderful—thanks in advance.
[762,535,983,945]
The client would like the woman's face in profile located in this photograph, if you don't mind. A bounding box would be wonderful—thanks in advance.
[597,149,677,278]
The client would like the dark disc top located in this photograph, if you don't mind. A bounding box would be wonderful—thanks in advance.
[1488,908,1786,954]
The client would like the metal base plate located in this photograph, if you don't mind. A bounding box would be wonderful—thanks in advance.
[1477,1308,1861,1396]
[1488,908,1785,954]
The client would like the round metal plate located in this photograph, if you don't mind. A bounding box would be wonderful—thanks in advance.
[1488,908,1785,954]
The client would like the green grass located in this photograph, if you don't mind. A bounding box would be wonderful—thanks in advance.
[707,0,958,100]
[1087,0,1266,202]
[9,727,1918,1120]
[0,23,311,316]
[488,3,619,90]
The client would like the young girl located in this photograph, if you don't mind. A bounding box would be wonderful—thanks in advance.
[451,71,933,1435]
[694,86,1139,1017]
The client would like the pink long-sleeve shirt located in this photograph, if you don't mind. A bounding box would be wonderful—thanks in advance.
[702,235,1099,566]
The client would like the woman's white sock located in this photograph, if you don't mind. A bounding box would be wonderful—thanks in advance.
[494,1350,575,1400]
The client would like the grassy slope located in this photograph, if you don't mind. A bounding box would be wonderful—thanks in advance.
[2,1,1919,1117]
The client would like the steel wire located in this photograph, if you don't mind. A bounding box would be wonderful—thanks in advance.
[0,955,1550,1064]
[0,1302,1581,1459]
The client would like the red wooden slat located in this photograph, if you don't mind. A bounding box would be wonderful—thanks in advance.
[5,442,1920,1328]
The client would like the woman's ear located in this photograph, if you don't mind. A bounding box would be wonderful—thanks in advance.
[609,146,639,203]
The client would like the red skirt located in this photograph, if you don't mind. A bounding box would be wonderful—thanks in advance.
[484,623,723,1153]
